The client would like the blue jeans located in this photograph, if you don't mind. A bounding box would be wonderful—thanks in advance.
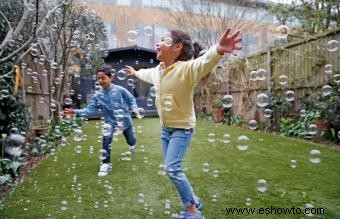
[161,127,195,207]
[102,125,136,164]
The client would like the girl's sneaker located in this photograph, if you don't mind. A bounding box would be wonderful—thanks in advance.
[98,163,112,177]
[179,210,204,219]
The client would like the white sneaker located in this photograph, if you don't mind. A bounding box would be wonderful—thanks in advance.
[98,163,112,177]
[129,145,136,153]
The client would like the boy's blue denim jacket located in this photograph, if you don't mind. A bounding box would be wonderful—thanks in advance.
[75,84,138,130]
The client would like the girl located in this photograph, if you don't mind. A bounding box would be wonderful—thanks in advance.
[64,65,141,177]
[124,28,241,218]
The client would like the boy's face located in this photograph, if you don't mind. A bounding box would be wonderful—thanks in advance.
[97,71,112,88]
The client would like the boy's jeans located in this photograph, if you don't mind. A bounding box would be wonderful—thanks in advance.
[161,127,195,207]
[102,125,136,164]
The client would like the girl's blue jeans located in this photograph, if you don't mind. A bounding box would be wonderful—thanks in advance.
[161,127,195,207]
[102,125,136,164]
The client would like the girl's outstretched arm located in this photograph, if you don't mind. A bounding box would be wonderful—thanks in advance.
[216,27,242,56]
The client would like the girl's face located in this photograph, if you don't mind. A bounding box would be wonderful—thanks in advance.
[97,71,112,88]
[156,32,182,65]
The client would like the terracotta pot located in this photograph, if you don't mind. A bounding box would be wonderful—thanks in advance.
[212,108,224,123]
[34,126,49,136]
[314,119,329,141]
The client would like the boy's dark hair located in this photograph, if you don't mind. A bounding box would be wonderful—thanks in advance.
[97,64,113,77]
[170,29,194,61]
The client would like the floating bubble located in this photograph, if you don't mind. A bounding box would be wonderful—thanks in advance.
[64,98,72,105]
[257,68,267,81]
[256,93,269,107]
[77,94,82,100]
[138,193,145,204]
[54,78,61,85]
[309,149,321,164]
[304,203,314,217]
[98,149,108,160]
[207,133,215,143]
[50,102,57,111]
[278,75,288,85]
[1,90,10,98]
[245,197,252,206]
[163,36,173,47]
[307,124,317,135]
[290,160,297,168]
[263,108,272,118]
[149,86,156,97]
[162,96,173,112]
[110,68,116,76]
[237,135,249,151]
[299,109,307,117]
[70,89,75,95]
[257,179,267,193]
[51,62,58,70]
[42,69,48,77]
[73,128,83,142]
[143,26,153,37]
[326,40,339,52]
[74,145,82,154]
[322,85,332,96]
[60,200,68,211]
[324,64,333,74]
[146,98,154,107]
[222,133,230,144]
[102,27,108,34]
[149,59,154,64]
[127,30,138,43]
[222,94,233,108]
[212,170,219,178]
[117,70,127,80]
[127,78,134,87]
[277,25,289,37]
[285,90,295,102]
[248,120,258,131]
[249,70,258,81]
[101,123,112,136]
[333,74,340,83]
[202,162,209,172]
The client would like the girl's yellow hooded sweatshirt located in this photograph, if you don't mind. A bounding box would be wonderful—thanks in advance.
[135,46,223,129]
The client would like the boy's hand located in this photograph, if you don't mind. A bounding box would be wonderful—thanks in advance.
[124,65,137,76]
[134,111,143,120]
[217,28,242,56]
[64,108,75,115]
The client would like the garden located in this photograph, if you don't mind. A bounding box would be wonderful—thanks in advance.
[0,0,339,218]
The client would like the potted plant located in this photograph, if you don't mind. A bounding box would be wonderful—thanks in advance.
[33,115,50,136]
[211,94,225,123]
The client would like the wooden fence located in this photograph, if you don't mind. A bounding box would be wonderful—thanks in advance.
[201,27,340,125]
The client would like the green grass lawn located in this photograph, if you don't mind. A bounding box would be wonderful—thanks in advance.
[1,118,340,219]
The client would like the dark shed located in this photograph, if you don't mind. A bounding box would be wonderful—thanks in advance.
[104,45,159,116]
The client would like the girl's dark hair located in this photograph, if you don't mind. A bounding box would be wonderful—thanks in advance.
[170,30,194,61]
[169,30,204,61]
[193,42,204,59]
[97,64,113,77]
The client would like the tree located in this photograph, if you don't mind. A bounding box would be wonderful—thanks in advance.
[269,0,339,37]
[0,0,107,124]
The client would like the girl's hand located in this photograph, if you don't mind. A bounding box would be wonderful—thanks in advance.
[124,65,137,76]
[216,28,242,56]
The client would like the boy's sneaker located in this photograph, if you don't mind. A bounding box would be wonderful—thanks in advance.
[195,199,203,211]
[98,163,112,177]
[129,145,136,153]
[179,210,204,219]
